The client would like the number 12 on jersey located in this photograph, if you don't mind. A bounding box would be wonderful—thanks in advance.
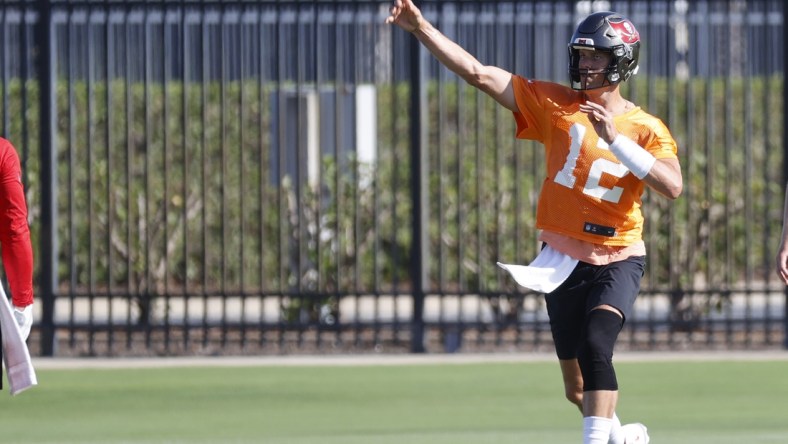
[553,123,630,204]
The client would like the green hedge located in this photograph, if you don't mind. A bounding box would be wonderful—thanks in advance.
[0,75,783,323]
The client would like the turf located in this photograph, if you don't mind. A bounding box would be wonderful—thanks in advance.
[3,358,787,443]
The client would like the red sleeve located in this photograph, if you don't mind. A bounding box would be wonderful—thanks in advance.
[0,138,33,307]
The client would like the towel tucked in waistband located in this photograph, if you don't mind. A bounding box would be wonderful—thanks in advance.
[497,245,579,293]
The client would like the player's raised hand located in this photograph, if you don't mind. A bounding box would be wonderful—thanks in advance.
[385,0,424,33]
[579,101,618,144]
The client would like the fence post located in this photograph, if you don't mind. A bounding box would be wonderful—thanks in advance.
[36,0,57,357]
[783,0,788,350]
[409,33,428,353]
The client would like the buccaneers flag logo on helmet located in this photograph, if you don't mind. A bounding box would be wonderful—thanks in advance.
[609,19,639,44]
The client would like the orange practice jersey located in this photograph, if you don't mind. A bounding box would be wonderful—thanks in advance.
[511,76,678,246]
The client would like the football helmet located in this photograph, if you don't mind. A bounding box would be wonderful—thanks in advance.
[568,11,640,90]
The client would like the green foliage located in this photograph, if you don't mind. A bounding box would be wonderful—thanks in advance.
[2,74,784,326]
[627,76,784,291]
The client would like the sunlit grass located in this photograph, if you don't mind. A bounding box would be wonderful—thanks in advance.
[3,357,787,443]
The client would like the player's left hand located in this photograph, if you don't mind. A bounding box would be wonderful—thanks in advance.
[13,304,33,341]
[579,101,617,144]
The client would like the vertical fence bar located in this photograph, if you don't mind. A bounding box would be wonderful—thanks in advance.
[257,5,268,350]
[370,3,382,348]
[162,0,172,353]
[681,3,696,347]
[20,0,30,181]
[312,0,321,350]
[351,2,361,350]
[275,1,285,351]
[105,0,115,353]
[742,3,753,346]
[200,0,209,350]
[37,0,57,357]
[390,20,402,346]
[703,2,715,347]
[238,2,248,350]
[218,2,227,348]
[143,3,152,350]
[123,3,133,351]
[473,3,486,345]
[87,3,96,356]
[783,0,788,350]
[457,6,468,345]
[723,1,733,346]
[666,0,679,339]
[66,5,77,350]
[409,29,426,353]
[180,0,191,352]
[435,3,445,339]
[434,5,446,330]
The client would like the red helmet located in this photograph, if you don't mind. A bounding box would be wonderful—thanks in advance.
[568,11,641,90]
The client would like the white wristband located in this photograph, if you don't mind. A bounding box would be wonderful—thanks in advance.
[608,135,656,179]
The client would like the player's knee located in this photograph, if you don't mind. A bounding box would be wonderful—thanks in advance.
[564,385,583,407]
[577,309,623,392]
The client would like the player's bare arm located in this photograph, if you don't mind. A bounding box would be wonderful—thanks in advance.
[777,243,788,285]
[386,0,516,111]
[640,158,682,199]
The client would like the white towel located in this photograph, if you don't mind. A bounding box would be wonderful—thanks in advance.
[0,282,37,395]
[497,245,579,293]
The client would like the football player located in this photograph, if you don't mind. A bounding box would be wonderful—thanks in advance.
[776,183,788,285]
[386,2,682,443]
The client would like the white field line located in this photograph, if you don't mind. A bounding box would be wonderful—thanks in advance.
[31,350,788,370]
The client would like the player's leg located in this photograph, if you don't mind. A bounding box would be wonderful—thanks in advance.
[577,306,623,443]
[546,263,616,443]
[578,307,623,417]
[559,358,583,411]
[558,339,627,444]
[583,256,647,444]
[545,262,592,409]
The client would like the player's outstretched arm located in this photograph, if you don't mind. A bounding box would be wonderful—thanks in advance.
[385,0,516,112]
[777,183,788,285]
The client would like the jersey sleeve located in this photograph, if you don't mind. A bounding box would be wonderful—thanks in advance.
[511,75,547,142]
[511,76,582,144]
[0,139,34,307]
[647,118,679,160]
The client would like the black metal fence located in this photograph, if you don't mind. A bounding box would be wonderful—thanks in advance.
[0,0,785,357]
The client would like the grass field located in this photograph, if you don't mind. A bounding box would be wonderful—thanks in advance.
[3,355,788,443]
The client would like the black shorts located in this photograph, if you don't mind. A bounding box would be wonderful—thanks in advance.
[544,255,645,360]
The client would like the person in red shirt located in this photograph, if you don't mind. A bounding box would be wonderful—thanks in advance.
[0,137,34,341]
[387,2,682,443]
